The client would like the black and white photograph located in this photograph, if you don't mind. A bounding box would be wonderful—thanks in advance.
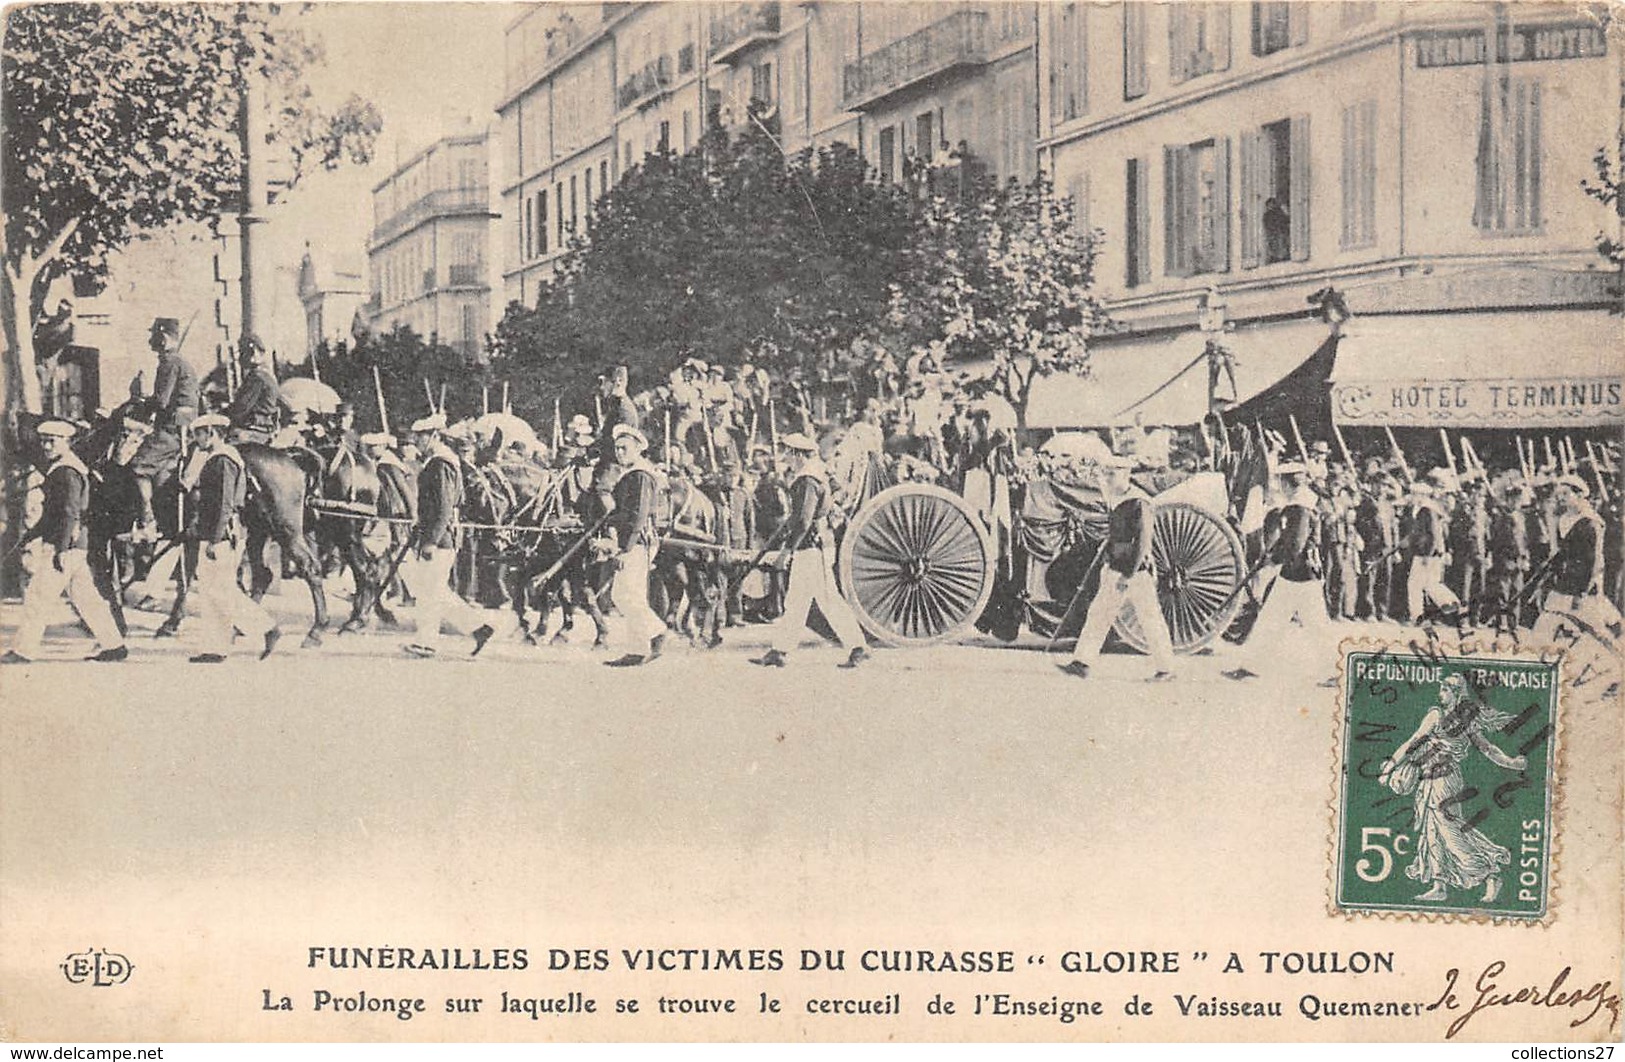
[1,0,1620,1048]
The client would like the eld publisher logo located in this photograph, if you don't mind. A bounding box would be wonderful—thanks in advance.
[61,947,133,986]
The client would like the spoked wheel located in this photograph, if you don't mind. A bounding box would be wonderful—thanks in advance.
[836,484,996,646]
[1113,501,1246,654]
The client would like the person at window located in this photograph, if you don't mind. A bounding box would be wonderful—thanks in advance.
[1263,196,1291,264]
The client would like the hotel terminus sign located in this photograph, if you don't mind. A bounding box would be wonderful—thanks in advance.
[1415,21,1609,68]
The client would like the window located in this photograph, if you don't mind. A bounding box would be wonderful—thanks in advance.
[1050,3,1086,126]
[461,304,478,351]
[556,181,565,243]
[1239,115,1309,267]
[538,189,548,255]
[999,79,1032,182]
[658,120,670,154]
[750,61,773,112]
[784,37,804,121]
[1125,157,1151,286]
[1169,3,1231,84]
[1164,137,1231,277]
[457,158,479,189]
[1067,172,1091,236]
[1340,100,1377,249]
[584,166,592,213]
[917,111,935,163]
[878,125,896,183]
[522,197,533,260]
[1123,2,1148,98]
[569,174,579,234]
[1251,2,1307,57]
[601,160,609,194]
[682,110,692,153]
[1474,75,1542,234]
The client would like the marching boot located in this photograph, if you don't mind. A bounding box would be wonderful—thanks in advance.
[87,646,129,663]
[838,646,871,669]
[750,648,787,668]
[471,624,496,657]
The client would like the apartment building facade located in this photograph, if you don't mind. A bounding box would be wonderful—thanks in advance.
[366,128,499,359]
[498,2,1043,308]
[1033,1,1621,430]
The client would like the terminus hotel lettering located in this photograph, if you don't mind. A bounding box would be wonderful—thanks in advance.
[1385,379,1623,414]
[1415,22,1608,69]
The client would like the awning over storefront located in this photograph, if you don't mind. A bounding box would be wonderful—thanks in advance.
[1330,311,1625,428]
[1025,318,1334,429]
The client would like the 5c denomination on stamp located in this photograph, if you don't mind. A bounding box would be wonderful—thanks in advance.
[1335,648,1559,921]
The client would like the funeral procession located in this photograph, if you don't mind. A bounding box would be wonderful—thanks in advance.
[2,1,1620,685]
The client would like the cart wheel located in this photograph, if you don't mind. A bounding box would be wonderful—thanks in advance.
[837,484,996,646]
[1113,502,1246,655]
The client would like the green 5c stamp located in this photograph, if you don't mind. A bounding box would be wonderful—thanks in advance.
[1336,649,1559,920]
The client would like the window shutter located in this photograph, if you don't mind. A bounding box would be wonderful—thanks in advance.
[1289,1,1310,46]
[1135,156,1152,283]
[1289,114,1311,261]
[1525,80,1542,229]
[1339,104,1354,248]
[1070,172,1091,236]
[1168,6,1189,84]
[1239,128,1262,269]
[1164,145,1183,276]
[1124,2,1148,99]
[1213,135,1232,272]
[1210,3,1232,71]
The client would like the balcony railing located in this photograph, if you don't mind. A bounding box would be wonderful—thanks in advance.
[843,10,990,112]
[617,55,674,111]
[504,2,631,96]
[708,2,780,64]
[448,262,484,286]
[371,186,492,246]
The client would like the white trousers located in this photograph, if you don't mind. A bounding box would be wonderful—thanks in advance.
[12,547,123,656]
[612,541,667,648]
[195,542,274,656]
[1408,555,1459,620]
[1243,574,1333,667]
[769,545,865,652]
[402,547,489,645]
[1071,568,1175,672]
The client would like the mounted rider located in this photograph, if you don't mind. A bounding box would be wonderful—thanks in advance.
[130,316,199,539]
[226,335,280,445]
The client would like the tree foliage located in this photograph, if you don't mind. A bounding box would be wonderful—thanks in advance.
[872,174,1109,426]
[293,326,495,436]
[493,121,917,409]
[1,3,382,413]
[1580,133,1625,300]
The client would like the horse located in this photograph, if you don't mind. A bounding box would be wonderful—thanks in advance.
[500,462,614,648]
[303,428,394,634]
[653,471,758,648]
[74,400,330,647]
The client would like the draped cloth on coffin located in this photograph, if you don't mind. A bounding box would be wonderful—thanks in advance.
[1009,478,1110,638]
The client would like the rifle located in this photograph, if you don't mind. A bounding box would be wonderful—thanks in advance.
[1331,419,1354,468]
[1584,439,1612,505]
[373,365,390,437]
[1288,413,1309,465]
[1439,428,1458,487]
[530,511,613,588]
[1383,425,1413,483]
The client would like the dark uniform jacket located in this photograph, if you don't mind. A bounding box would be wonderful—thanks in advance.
[152,353,200,431]
[228,366,281,435]
[415,448,463,550]
[31,455,92,552]
[195,447,247,545]
[1408,501,1448,558]
[1551,512,1602,598]
[775,466,833,552]
[1269,499,1322,582]
[1489,503,1528,574]
[607,462,658,553]
[1103,495,1155,577]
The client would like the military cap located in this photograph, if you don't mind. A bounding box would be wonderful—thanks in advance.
[780,432,818,454]
[150,317,181,339]
[410,412,447,433]
[611,424,648,451]
[1554,474,1590,497]
[36,419,77,439]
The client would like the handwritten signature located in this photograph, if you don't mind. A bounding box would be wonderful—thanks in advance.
[1428,961,1621,1040]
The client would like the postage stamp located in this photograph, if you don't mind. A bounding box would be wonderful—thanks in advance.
[1334,645,1560,922]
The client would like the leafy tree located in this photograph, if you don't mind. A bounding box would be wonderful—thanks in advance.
[1580,130,1625,311]
[290,326,495,436]
[493,120,916,408]
[872,174,1109,429]
[1,3,381,414]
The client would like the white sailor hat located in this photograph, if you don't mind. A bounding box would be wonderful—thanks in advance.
[36,419,77,439]
[1276,461,1307,476]
[410,412,447,433]
[566,413,593,433]
[611,424,648,451]
[191,412,230,431]
[780,432,818,454]
[360,431,396,448]
[1555,473,1590,496]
